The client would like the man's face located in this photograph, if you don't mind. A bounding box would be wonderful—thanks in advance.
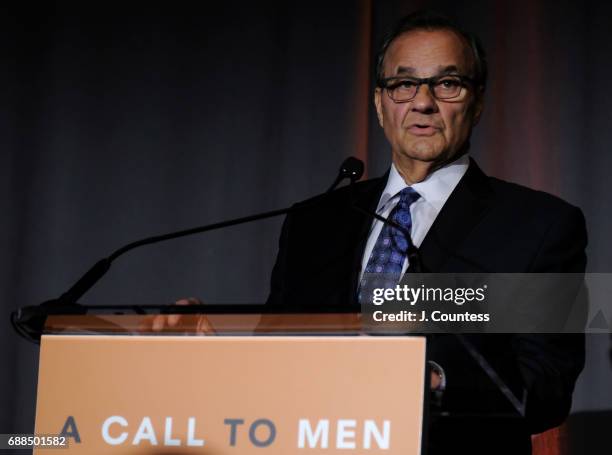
[374,29,483,175]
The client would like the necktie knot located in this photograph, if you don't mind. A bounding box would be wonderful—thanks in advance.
[397,187,421,209]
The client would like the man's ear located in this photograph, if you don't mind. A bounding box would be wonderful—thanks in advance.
[374,88,384,128]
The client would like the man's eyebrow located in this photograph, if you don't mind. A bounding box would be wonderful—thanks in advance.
[392,65,463,77]
[395,66,416,75]
[436,65,461,75]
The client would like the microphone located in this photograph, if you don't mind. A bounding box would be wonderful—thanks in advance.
[328,157,420,268]
[326,158,421,271]
[48,157,366,307]
[327,157,365,192]
[45,154,426,311]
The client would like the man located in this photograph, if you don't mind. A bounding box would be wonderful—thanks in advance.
[267,11,586,454]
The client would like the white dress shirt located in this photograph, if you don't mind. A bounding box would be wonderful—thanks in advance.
[360,155,470,279]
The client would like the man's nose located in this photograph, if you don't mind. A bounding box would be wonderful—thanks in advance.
[411,84,438,114]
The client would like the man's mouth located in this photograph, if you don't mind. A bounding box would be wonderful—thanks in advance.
[407,124,439,136]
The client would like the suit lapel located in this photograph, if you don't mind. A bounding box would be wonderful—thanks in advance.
[346,174,388,300]
[343,159,493,297]
[413,158,494,272]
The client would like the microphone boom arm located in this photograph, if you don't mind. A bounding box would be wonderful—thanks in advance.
[56,157,366,306]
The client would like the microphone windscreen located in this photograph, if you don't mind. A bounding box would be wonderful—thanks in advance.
[340,157,364,182]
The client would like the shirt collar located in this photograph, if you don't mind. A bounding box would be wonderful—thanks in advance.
[377,154,470,214]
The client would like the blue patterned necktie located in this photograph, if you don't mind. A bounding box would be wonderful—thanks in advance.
[359,187,421,302]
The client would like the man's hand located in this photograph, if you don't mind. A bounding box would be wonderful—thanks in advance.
[431,370,442,390]
[429,361,445,391]
[139,297,215,334]
[151,297,202,330]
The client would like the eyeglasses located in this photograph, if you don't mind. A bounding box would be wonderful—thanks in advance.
[379,75,475,102]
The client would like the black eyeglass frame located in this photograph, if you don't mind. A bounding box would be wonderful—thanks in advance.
[378,74,477,103]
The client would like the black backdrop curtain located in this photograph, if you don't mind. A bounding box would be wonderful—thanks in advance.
[1,0,611,434]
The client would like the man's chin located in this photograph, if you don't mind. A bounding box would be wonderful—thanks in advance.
[397,147,446,164]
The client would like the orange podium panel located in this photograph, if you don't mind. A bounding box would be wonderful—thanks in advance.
[34,321,427,455]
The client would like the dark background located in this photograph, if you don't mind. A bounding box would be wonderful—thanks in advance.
[1,0,611,438]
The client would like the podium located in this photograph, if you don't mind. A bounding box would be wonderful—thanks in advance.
[14,306,429,454]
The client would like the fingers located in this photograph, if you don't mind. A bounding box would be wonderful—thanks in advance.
[139,297,204,333]
[196,315,215,335]
[168,297,203,327]
[430,370,441,390]
[152,314,165,331]
[167,300,187,327]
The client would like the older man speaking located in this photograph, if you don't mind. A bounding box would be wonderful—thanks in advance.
[267,11,586,455]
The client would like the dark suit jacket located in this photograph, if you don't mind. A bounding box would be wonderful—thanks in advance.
[267,159,586,454]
